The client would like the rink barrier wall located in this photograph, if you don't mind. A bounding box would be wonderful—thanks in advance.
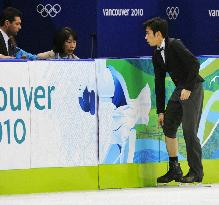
[0,58,219,194]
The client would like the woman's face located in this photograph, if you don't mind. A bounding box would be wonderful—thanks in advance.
[63,35,76,55]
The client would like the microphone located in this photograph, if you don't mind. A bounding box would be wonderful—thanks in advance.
[90,32,96,58]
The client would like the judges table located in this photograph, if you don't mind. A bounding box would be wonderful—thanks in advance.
[0,57,219,194]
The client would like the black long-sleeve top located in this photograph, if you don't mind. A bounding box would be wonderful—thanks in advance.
[152,38,204,114]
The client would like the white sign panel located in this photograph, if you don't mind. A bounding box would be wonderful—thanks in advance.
[29,61,98,167]
[0,62,31,170]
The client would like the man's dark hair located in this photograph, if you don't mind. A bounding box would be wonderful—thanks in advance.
[53,27,77,55]
[0,7,22,26]
[143,17,168,38]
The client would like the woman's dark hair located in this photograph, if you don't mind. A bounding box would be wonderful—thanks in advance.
[143,17,168,38]
[0,7,22,26]
[53,27,77,55]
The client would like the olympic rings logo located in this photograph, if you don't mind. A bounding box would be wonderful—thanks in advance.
[166,7,179,20]
[36,4,61,18]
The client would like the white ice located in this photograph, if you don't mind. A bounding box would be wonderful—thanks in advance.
[0,184,218,205]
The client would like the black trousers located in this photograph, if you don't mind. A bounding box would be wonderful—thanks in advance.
[163,83,204,177]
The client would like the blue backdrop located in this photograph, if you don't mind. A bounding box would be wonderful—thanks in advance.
[96,0,159,58]
[1,0,97,58]
[1,0,219,58]
[159,0,219,56]
[97,0,219,57]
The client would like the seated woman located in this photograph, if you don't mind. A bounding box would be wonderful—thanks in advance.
[37,27,79,59]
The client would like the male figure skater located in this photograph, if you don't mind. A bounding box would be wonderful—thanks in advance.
[143,17,204,183]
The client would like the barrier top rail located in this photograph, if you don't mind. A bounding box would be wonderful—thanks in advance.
[0,59,95,62]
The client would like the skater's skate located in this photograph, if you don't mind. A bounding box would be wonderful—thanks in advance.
[157,161,183,185]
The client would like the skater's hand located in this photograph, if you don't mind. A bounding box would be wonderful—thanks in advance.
[158,113,164,127]
[180,89,191,100]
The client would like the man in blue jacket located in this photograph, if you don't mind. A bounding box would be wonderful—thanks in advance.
[0,7,36,60]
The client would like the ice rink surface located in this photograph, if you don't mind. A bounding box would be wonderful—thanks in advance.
[0,184,218,205]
